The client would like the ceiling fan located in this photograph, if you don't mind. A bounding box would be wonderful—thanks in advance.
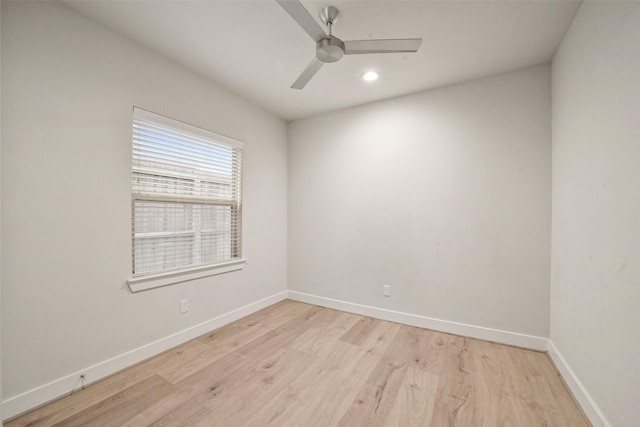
[276,0,422,89]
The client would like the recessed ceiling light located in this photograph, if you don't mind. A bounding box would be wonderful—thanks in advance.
[362,71,380,82]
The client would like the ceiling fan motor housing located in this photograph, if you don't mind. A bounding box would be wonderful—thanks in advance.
[316,36,345,63]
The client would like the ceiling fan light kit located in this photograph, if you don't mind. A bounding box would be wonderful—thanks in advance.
[276,0,422,89]
[362,71,380,82]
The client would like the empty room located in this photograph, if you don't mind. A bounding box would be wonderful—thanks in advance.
[1,0,638,426]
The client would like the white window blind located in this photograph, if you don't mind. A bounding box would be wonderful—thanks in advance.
[131,108,243,278]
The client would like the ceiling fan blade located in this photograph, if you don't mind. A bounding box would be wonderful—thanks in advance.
[276,0,327,42]
[291,57,324,89]
[344,39,422,55]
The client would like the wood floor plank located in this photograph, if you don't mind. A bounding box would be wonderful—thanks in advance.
[237,305,331,360]
[467,338,509,425]
[242,386,307,427]
[358,319,401,359]
[385,366,439,426]
[168,407,216,427]
[291,380,359,427]
[340,315,376,345]
[52,375,173,427]
[121,351,254,426]
[289,311,361,356]
[337,360,408,426]
[425,335,476,426]
[5,300,591,427]
[204,348,312,424]
[157,300,313,383]
[382,324,443,372]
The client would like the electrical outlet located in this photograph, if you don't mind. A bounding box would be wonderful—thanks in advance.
[180,299,189,314]
[383,285,391,297]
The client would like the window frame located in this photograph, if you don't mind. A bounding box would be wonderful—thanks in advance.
[126,108,245,292]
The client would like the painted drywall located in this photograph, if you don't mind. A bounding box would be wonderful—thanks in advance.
[551,2,640,426]
[288,65,551,338]
[0,2,3,423]
[1,0,287,403]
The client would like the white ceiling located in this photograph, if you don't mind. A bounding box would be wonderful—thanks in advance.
[64,0,581,121]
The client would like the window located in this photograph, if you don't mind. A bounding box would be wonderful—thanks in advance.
[127,108,244,292]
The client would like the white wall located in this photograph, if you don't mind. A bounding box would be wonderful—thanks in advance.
[0,2,3,423]
[288,65,551,338]
[551,2,640,426]
[1,0,287,408]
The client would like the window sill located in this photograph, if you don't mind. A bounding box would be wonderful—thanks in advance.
[127,259,246,292]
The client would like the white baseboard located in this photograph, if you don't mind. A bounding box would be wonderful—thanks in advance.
[547,340,611,427]
[1,290,288,421]
[287,291,548,351]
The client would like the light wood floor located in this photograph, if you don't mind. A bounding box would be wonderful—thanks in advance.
[6,300,590,426]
